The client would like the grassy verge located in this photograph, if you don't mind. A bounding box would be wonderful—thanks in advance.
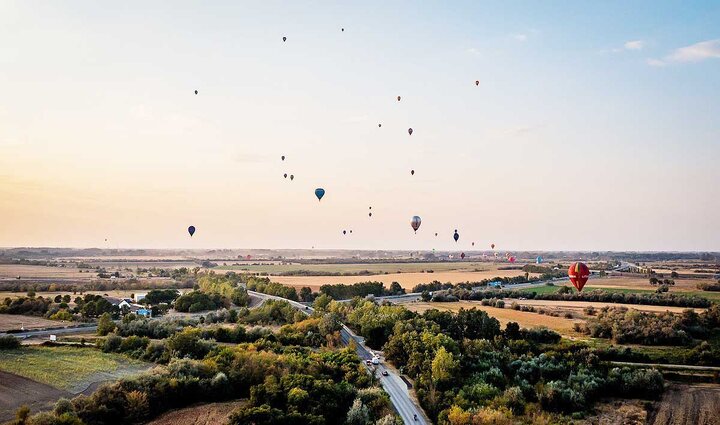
[0,345,147,391]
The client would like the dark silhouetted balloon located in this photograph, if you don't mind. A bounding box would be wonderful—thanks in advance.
[315,188,325,201]
[284,173,287,178]
[283,36,287,42]
[475,80,479,86]
[569,262,590,292]
[435,232,438,237]
[369,212,372,217]
[472,242,475,247]
[369,206,372,210]
[411,170,415,175]
[350,230,352,233]
[281,155,285,161]
[411,216,421,233]
[461,252,466,259]
[453,231,459,242]
[343,230,346,235]
[378,123,382,127]
[397,96,401,101]
[290,175,294,181]
[188,226,196,237]
[341,28,344,32]
[491,243,495,249]
[408,128,413,136]
[194,90,198,95]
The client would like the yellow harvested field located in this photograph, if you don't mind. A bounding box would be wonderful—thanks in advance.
[272,270,539,292]
[0,264,88,279]
[0,314,74,332]
[511,299,705,314]
[401,301,584,337]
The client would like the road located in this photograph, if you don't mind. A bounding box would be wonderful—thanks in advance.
[247,290,428,424]
[1,324,97,339]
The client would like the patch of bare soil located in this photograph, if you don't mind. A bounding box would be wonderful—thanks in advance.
[648,384,720,425]
[147,401,246,425]
[0,371,71,422]
[584,399,647,425]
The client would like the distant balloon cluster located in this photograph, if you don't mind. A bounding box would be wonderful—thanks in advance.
[175,29,587,289]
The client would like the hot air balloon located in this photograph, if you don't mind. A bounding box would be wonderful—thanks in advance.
[315,188,325,201]
[284,173,287,178]
[435,232,438,237]
[411,216,421,233]
[411,170,415,176]
[188,226,195,237]
[349,230,353,234]
[536,256,543,264]
[453,230,459,242]
[378,123,382,127]
[290,175,294,181]
[282,36,287,42]
[491,243,495,249]
[341,28,344,32]
[509,256,516,263]
[475,80,479,86]
[461,252,466,259]
[369,212,372,217]
[343,230,347,235]
[408,128,413,136]
[568,262,590,292]
[397,96,401,101]
[472,242,475,247]
[194,90,198,95]
[281,155,285,161]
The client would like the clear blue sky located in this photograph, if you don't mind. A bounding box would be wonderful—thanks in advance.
[0,1,718,251]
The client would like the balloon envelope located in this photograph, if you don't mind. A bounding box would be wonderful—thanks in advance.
[281,155,285,161]
[315,188,325,201]
[453,231,459,242]
[568,262,590,292]
[408,128,413,136]
[188,226,195,237]
[536,256,543,264]
[410,216,421,233]
[491,244,495,249]
[475,80,479,86]
[411,170,415,175]
[290,175,294,180]
[284,173,287,178]
[397,96,401,101]
[282,36,287,42]
[194,90,198,95]
[509,256,516,263]
[461,252,466,259]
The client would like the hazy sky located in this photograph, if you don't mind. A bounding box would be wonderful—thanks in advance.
[1,1,718,251]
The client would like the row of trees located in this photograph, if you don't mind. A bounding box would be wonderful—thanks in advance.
[319,281,405,300]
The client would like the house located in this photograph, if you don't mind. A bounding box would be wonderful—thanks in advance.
[103,296,151,317]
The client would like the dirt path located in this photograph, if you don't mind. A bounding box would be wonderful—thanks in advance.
[0,371,71,422]
[648,384,720,425]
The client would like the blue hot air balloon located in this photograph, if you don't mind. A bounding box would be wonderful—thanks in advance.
[315,188,325,201]
[536,256,543,264]
[188,226,196,237]
[453,230,459,242]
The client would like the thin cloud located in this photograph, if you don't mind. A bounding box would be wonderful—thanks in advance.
[466,47,481,55]
[512,34,528,42]
[624,40,645,50]
[648,39,720,66]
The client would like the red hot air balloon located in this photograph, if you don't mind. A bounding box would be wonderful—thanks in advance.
[568,262,590,292]
[508,256,516,263]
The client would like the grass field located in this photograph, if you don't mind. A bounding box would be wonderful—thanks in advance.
[527,281,720,301]
[0,346,149,393]
[401,301,585,337]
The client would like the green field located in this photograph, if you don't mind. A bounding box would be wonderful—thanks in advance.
[527,284,720,301]
[0,346,149,392]
[216,261,496,275]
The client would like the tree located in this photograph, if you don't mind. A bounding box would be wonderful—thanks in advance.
[313,293,333,312]
[420,291,431,302]
[97,312,116,336]
[431,346,458,385]
[345,398,371,425]
[388,282,405,296]
[299,286,313,302]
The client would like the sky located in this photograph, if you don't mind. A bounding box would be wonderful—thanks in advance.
[0,1,719,251]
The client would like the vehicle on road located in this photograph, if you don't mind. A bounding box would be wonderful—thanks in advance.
[382,370,389,376]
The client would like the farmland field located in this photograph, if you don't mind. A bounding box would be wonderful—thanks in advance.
[0,346,150,393]
[509,299,706,314]
[401,300,585,337]
[648,384,720,425]
[270,269,539,292]
[0,314,75,332]
[217,261,518,274]
[0,371,71,422]
[147,401,247,425]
